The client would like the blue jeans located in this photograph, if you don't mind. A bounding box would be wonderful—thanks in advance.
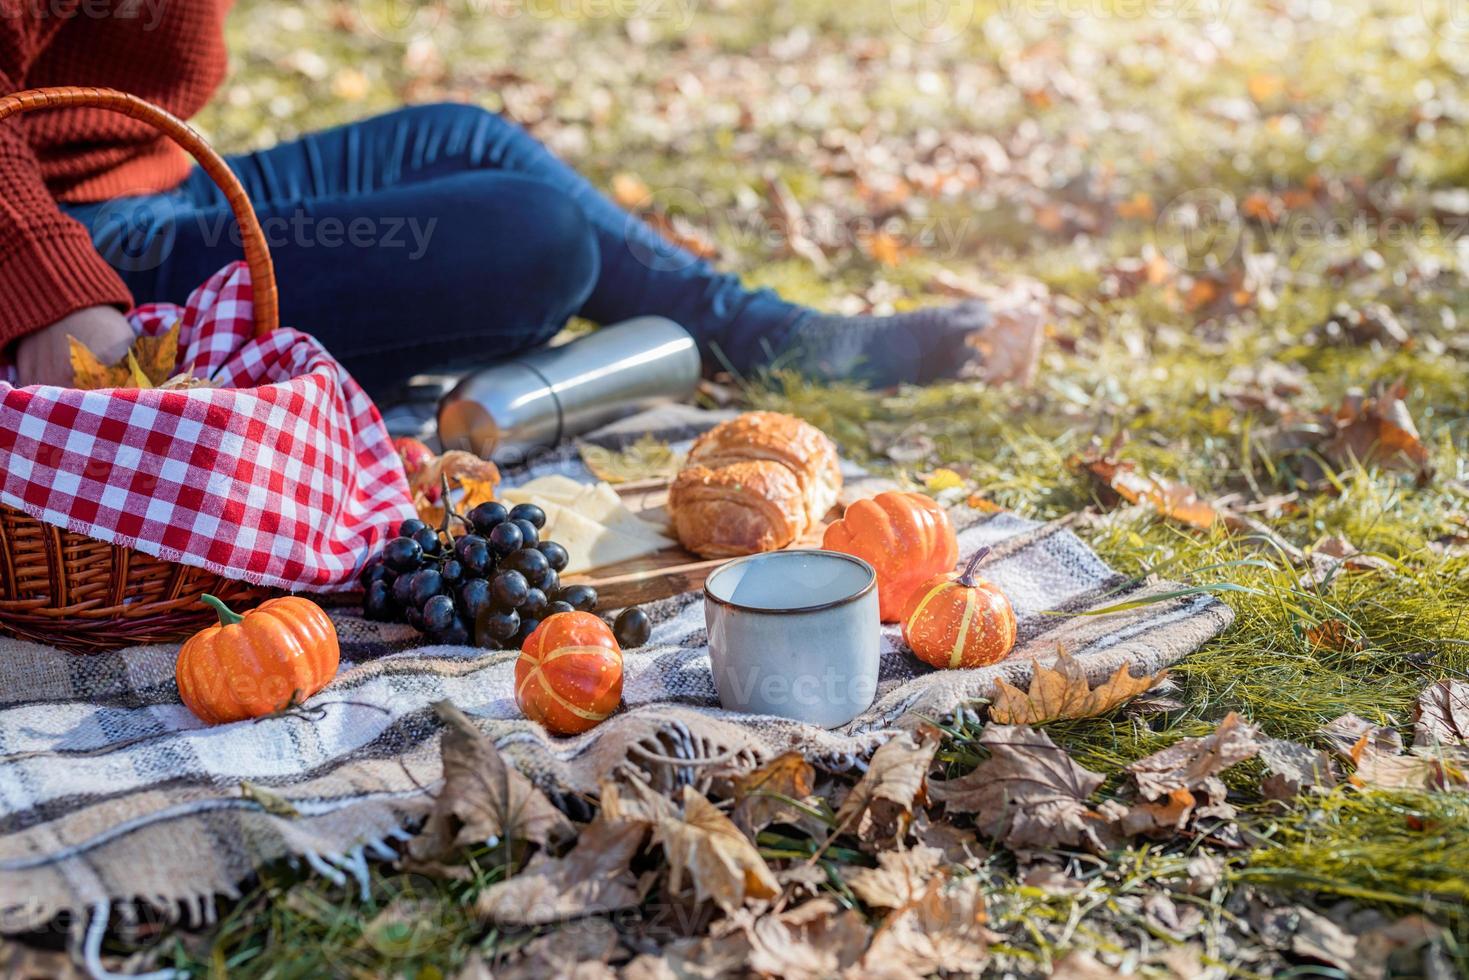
[63,103,806,397]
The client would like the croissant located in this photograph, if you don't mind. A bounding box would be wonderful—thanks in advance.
[668,461,808,558]
[685,411,842,523]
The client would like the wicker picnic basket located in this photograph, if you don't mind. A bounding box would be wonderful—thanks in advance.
[0,87,281,653]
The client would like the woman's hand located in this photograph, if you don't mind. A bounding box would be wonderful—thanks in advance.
[14,306,135,387]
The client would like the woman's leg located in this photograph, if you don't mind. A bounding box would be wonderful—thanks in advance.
[73,102,988,388]
[67,170,599,396]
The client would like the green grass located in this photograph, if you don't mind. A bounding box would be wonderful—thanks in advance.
[143,0,1469,973]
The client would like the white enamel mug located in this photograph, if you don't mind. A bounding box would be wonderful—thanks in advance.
[703,549,880,728]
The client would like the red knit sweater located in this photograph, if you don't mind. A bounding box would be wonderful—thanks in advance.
[0,0,229,350]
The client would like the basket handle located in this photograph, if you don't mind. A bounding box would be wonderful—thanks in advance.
[0,87,279,337]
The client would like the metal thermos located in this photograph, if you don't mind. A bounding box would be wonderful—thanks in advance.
[437,316,701,465]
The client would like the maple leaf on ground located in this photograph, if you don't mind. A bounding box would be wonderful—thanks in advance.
[846,845,946,910]
[987,645,1167,725]
[910,810,988,870]
[834,726,941,846]
[475,814,646,925]
[599,773,680,827]
[406,702,573,869]
[859,875,991,979]
[930,725,1110,851]
[1122,712,1260,831]
[492,918,623,980]
[656,785,779,914]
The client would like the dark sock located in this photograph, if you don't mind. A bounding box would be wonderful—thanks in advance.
[776,300,992,387]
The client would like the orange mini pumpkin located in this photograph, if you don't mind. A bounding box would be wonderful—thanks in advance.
[176,594,340,724]
[822,490,959,622]
[515,611,624,736]
[902,547,1017,670]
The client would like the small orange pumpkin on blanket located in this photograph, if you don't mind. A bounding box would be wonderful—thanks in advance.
[822,490,958,623]
[515,611,624,736]
[901,547,1016,670]
[176,595,340,724]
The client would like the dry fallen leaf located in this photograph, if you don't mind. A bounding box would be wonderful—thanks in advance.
[930,724,1110,851]
[656,785,779,914]
[475,814,646,925]
[971,289,1047,387]
[1049,949,1123,979]
[846,845,946,910]
[1257,737,1337,801]
[834,726,941,846]
[988,646,1167,726]
[1413,680,1469,748]
[579,436,683,484]
[1321,711,1466,792]
[859,875,991,979]
[728,751,819,836]
[407,702,573,869]
[1069,442,1216,530]
[732,898,870,980]
[1124,712,1260,828]
[493,918,623,980]
[1321,380,1432,483]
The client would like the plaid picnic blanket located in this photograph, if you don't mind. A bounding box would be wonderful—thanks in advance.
[0,262,415,591]
[0,408,1234,954]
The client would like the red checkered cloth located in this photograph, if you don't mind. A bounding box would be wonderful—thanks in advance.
[0,262,416,591]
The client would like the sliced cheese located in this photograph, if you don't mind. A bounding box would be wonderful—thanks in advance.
[516,475,588,503]
[534,500,668,574]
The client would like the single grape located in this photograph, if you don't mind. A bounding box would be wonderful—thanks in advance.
[458,538,492,577]
[536,540,570,572]
[405,606,425,630]
[508,502,546,529]
[504,547,550,580]
[513,617,541,648]
[397,518,428,538]
[467,501,509,536]
[558,584,598,612]
[422,594,456,632]
[534,566,559,595]
[511,518,539,549]
[453,533,486,562]
[546,600,575,617]
[480,607,521,641]
[359,557,391,590]
[491,569,530,608]
[458,578,493,620]
[391,571,417,608]
[488,521,523,558]
[383,536,423,572]
[412,526,442,556]
[439,559,464,586]
[432,615,471,646]
[613,606,652,648]
[409,568,444,607]
[520,588,549,619]
[363,580,395,621]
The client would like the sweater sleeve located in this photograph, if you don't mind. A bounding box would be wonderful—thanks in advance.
[0,8,133,352]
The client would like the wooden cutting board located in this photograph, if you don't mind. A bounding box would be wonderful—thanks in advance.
[558,475,893,609]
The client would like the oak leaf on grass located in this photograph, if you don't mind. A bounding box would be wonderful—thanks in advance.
[859,875,991,979]
[1124,711,1260,827]
[988,645,1167,725]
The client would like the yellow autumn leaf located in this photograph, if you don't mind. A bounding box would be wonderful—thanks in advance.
[988,645,1166,725]
[69,336,131,389]
[68,322,181,391]
[924,468,964,492]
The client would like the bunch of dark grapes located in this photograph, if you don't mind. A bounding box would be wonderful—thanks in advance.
[360,500,649,650]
